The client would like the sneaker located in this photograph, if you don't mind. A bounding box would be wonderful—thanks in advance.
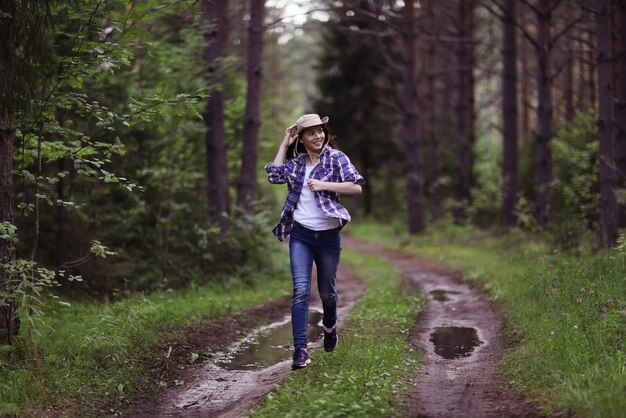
[323,327,338,352]
[291,347,311,370]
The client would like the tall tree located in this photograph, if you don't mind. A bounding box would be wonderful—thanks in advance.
[529,0,555,228]
[501,0,519,227]
[402,0,425,233]
[237,0,265,214]
[321,1,413,220]
[202,0,230,230]
[519,3,532,141]
[453,0,476,223]
[615,0,626,227]
[0,0,19,343]
[596,0,618,246]
[423,0,443,221]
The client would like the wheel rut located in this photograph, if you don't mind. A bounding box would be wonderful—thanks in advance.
[343,236,539,418]
[129,262,364,418]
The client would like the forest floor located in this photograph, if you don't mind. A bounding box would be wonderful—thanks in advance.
[128,261,365,417]
[125,236,538,417]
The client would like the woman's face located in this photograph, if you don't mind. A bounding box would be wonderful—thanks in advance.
[299,125,325,153]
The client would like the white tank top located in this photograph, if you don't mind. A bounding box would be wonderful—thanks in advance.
[293,164,341,231]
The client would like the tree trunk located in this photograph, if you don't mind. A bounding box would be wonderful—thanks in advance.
[424,0,442,221]
[55,157,65,265]
[596,0,618,247]
[453,0,475,223]
[402,0,424,234]
[519,4,531,141]
[237,0,264,215]
[615,0,626,227]
[588,29,597,109]
[501,0,518,227]
[202,0,230,230]
[533,0,554,229]
[0,0,19,344]
[564,49,575,121]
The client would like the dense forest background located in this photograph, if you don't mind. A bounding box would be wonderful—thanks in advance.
[1,0,625,343]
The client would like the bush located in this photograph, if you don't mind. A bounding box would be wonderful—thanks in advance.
[550,110,599,249]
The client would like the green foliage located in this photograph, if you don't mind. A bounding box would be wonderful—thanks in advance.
[313,2,400,218]
[0,264,290,414]
[468,136,502,226]
[549,110,599,249]
[254,250,424,418]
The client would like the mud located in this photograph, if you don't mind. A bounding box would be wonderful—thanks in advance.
[130,260,364,418]
[214,308,324,371]
[429,289,462,302]
[343,236,539,418]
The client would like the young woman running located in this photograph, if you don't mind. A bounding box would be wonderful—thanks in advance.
[265,114,364,369]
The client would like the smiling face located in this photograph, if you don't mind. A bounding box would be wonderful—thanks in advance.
[299,125,326,154]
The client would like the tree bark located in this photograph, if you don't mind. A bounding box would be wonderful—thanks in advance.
[596,0,618,247]
[588,29,597,109]
[564,49,575,121]
[237,0,265,215]
[202,0,231,230]
[0,0,19,344]
[402,0,424,234]
[424,0,442,221]
[615,0,626,227]
[453,0,475,223]
[501,0,518,227]
[519,4,531,141]
[533,0,554,229]
[55,157,66,266]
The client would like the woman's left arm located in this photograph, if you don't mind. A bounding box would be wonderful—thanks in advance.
[306,180,362,195]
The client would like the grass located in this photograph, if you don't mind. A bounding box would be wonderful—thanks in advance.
[0,258,291,416]
[252,249,425,418]
[348,220,625,418]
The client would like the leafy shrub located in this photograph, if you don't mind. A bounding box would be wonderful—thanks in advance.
[550,110,599,249]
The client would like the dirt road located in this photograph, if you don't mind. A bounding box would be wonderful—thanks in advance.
[343,236,538,418]
[131,236,538,418]
[130,262,364,417]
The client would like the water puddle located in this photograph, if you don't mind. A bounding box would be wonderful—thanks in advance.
[429,289,462,302]
[215,309,323,370]
[429,326,483,359]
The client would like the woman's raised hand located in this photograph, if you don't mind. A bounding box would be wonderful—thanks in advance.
[283,124,298,147]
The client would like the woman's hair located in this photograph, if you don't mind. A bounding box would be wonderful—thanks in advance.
[285,126,338,161]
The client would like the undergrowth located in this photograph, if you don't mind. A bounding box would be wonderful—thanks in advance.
[348,220,625,418]
[253,249,425,418]
[0,256,290,416]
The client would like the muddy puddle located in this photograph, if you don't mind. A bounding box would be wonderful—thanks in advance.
[430,288,462,302]
[429,326,483,359]
[215,309,324,371]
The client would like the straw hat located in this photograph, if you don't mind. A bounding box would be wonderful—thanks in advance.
[295,114,329,134]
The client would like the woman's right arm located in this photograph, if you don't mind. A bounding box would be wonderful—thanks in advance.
[265,124,298,184]
[273,124,298,164]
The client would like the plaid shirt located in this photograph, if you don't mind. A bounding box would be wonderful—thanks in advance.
[265,146,365,241]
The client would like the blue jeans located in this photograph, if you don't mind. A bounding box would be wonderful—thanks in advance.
[289,222,341,349]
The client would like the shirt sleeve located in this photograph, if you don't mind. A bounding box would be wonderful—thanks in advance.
[264,161,290,184]
[336,152,365,186]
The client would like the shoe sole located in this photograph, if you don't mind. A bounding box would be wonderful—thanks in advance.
[291,358,311,370]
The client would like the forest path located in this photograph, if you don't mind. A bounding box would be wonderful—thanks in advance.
[130,256,364,418]
[343,236,539,418]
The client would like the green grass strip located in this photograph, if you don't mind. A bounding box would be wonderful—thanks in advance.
[348,220,625,418]
[0,266,291,416]
[253,249,425,418]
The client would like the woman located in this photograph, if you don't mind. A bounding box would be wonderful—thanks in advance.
[265,114,365,370]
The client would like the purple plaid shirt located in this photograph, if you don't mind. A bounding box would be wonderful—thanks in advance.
[265,146,365,241]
